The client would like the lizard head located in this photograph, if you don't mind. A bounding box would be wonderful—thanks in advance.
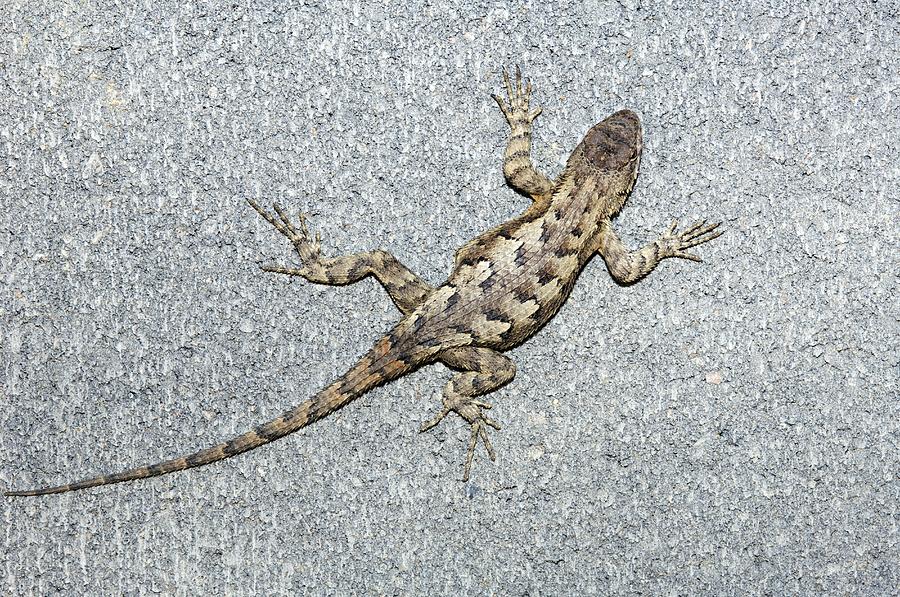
[568,109,643,215]
[581,109,643,177]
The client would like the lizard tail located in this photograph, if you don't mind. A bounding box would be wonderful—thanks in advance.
[5,332,426,497]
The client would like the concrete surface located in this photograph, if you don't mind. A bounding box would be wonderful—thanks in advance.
[1,1,897,594]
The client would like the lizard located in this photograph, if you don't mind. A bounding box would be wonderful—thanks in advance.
[6,68,722,496]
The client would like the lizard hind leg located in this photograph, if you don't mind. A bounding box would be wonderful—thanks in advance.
[420,347,516,481]
[248,199,433,314]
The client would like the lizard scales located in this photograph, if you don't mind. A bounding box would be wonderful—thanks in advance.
[7,68,722,496]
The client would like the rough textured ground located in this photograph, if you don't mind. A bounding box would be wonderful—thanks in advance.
[2,1,897,595]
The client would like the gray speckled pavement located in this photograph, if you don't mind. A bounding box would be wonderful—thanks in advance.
[2,1,897,594]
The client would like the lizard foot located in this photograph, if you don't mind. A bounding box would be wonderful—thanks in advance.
[492,65,542,127]
[420,394,501,481]
[660,219,723,262]
[247,199,323,268]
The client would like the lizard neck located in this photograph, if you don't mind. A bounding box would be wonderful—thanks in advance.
[544,170,611,265]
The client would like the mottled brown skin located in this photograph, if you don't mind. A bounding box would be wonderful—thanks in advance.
[6,68,722,496]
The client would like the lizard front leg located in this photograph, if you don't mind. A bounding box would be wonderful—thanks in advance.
[248,200,433,314]
[421,347,516,481]
[596,218,723,285]
[492,67,554,201]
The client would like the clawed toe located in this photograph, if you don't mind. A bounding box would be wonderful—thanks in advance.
[419,406,450,433]
[663,218,724,261]
[682,220,723,244]
[681,219,707,237]
[465,419,496,481]
[248,198,322,263]
[420,396,501,481]
[272,203,304,240]
[248,199,306,241]
[495,66,541,125]
[480,413,501,430]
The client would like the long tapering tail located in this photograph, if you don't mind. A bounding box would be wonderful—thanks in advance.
[6,333,424,496]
